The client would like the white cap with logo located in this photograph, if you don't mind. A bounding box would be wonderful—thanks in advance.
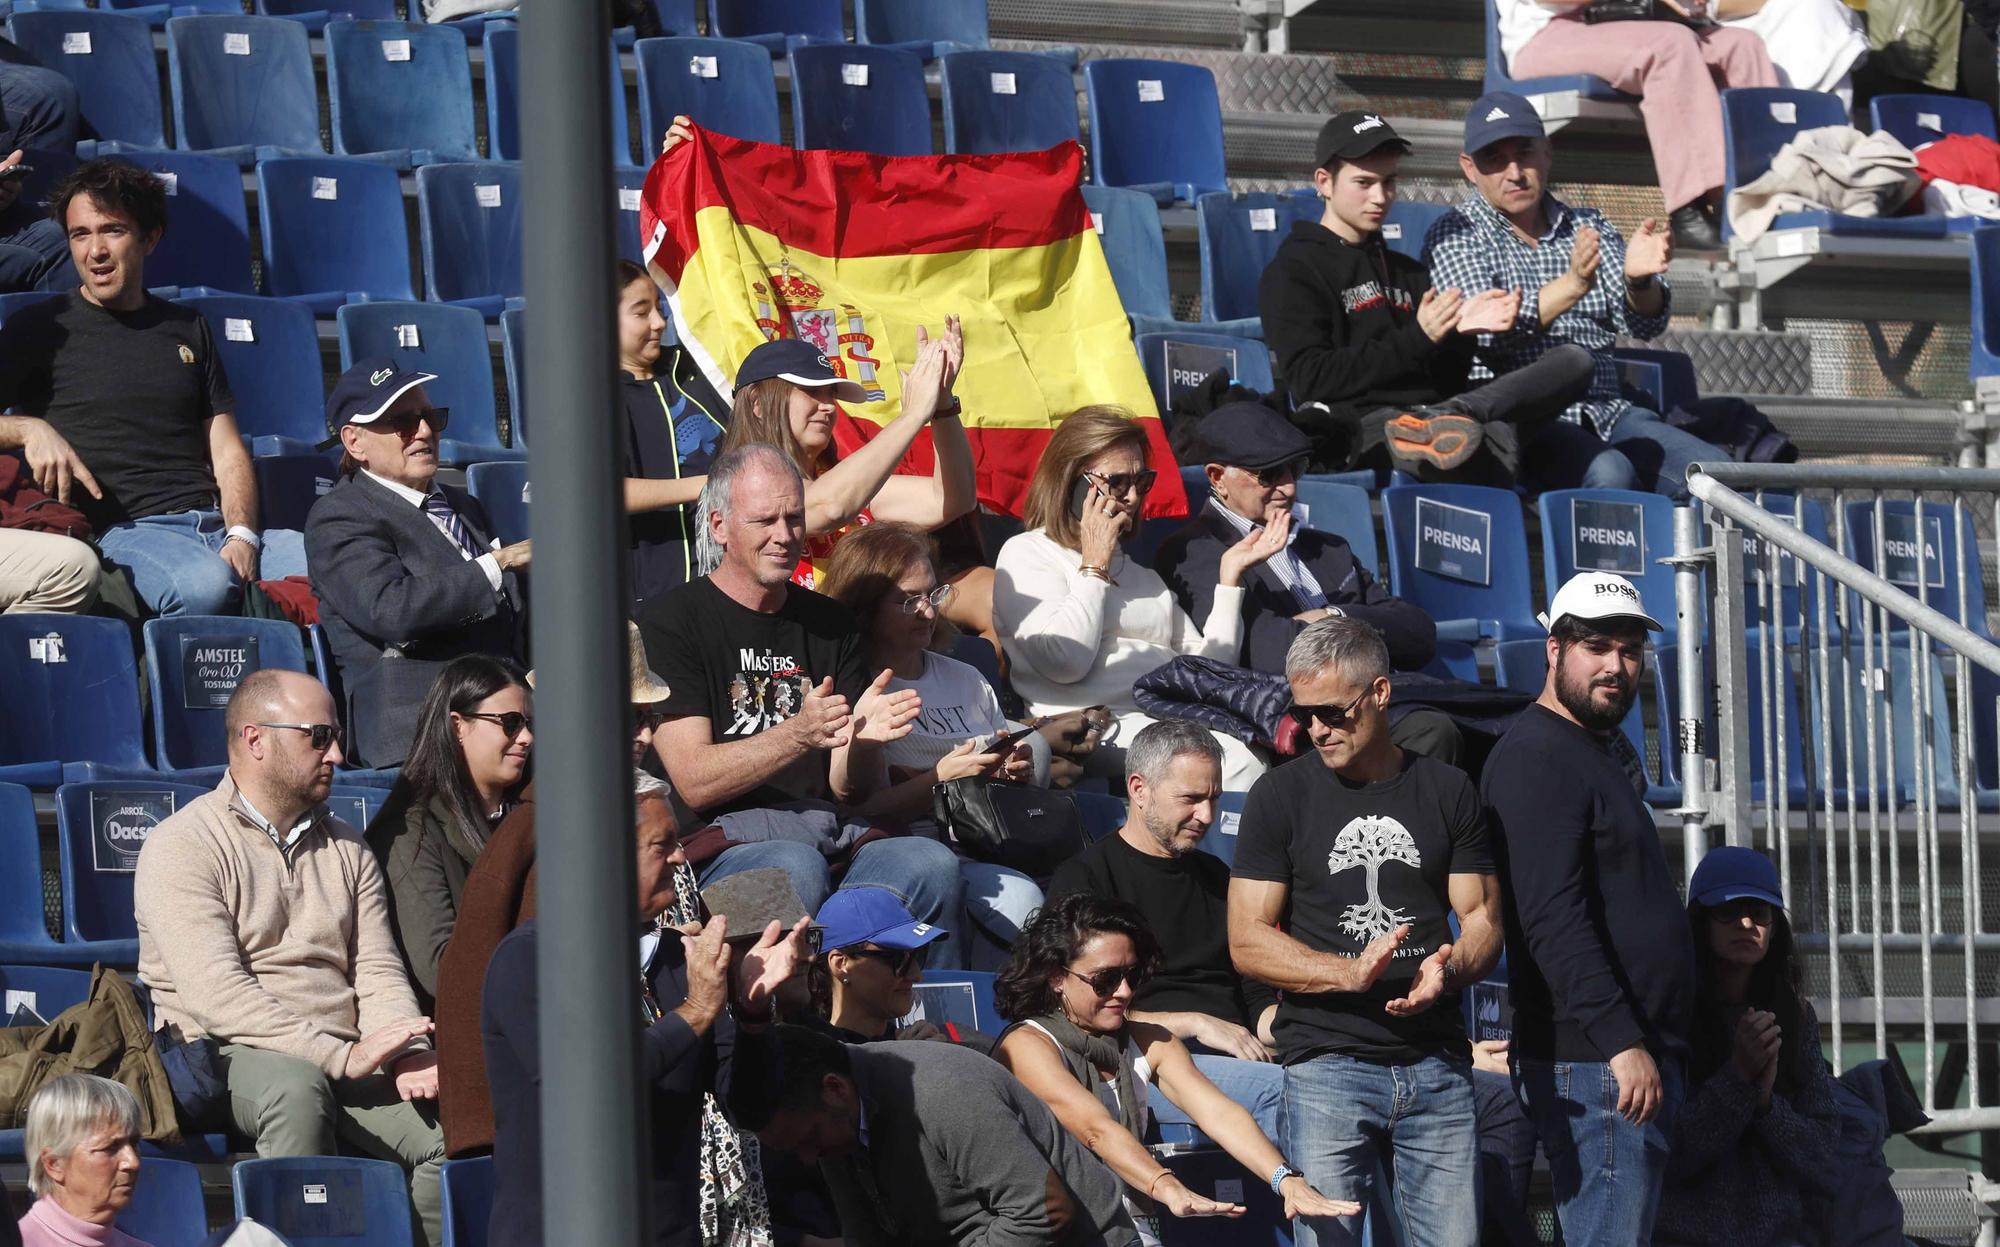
[1537,572,1664,632]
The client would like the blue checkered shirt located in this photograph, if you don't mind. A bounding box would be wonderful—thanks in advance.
[1422,192,1671,438]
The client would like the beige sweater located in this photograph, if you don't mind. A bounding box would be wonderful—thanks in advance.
[135,773,424,1079]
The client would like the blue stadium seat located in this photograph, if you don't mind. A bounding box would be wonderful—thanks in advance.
[856,0,987,59]
[256,0,399,34]
[1481,0,1634,103]
[1812,645,1958,808]
[1978,227,2000,385]
[1075,791,1124,842]
[635,36,783,149]
[0,289,62,331]
[8,11,164,152]
[1293,477,1378,576]
[1082,59,1226,206]
[143,617,310,772]
[0,615,154,787]
[1721,88,1948,242]
[183,295,329,456]
[326,19,479,171]
[325,784,388,831]
[1869,94,1997,150]
[948,632,1002,700]
[1611,345,1699,415]
[1135,330,1274,418]
[233,1156,415,1247]
[102,0,242,30]
[1656,643,1801,806]
[1207,789,1244,867]
[417,161,525,320]
[1383,199,1449,262]
[0,785,89,964]
[106,149,253,294]
[614,166,648,265]
[939,49,1078,155]
[1717,492,1833,638]
[1844,500,1990,636]
[337,301,525,465]
[255,454,340,532]
[500,306,528,444]
[484,25,634,166]
[0,962,93,1022]
[56,780,213,965]
[120,1155,208,1247]
[906,969,1000,1033]
[466,461,531,546]
[1381,483,1539,641]
[1078,183,1181,337]
[707,0,842,54]
[1422,639,1481,683]
[1194,190,1319,329]
[440,1155,494,1247]
[1536,488,1677,627]
[257,156,417,315]
[788,44,930,156]
[165,15,324,167]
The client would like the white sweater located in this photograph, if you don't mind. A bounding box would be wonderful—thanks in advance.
[992,528,1245,718]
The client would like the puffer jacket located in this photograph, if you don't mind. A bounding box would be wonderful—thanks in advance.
[0,965,178,1143]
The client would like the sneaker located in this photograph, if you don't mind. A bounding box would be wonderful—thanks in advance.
[1385,409,1483,471]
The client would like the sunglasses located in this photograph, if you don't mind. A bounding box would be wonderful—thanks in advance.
[634,705,668,730]
[255,722,344,752]
[1286,688,1372,731]
[1085,469,1158,498]
[1064,963,1148,997]
[371,406,451,437]
[899,584,956,615]
[1708,898,1775,925]
[1251,458,1307,487]
[842,945,925,976]
[464,711,534,738]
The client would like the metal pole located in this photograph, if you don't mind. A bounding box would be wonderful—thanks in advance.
[522,4,642,1246]
[1670,504,1709,881]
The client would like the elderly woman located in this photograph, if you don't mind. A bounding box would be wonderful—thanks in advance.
[19,1073,150,1247]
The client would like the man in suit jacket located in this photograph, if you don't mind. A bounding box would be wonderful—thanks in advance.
[1155,402,1464,763]
[305,359,529,767]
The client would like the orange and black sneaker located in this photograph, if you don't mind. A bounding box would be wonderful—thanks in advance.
[1385,409,1482,471]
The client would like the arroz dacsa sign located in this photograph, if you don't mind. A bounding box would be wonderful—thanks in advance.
[1413,497,1492,585]
[90,789,177,873]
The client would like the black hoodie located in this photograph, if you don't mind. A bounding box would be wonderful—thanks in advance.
[1258,218,1474,465]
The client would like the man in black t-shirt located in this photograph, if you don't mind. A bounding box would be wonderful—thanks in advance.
[1229,615,1502,1247]
[639,443,975,964]
[0,160,304,616]
[1047,719,1283,1137]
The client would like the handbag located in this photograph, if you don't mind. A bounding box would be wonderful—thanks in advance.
[1581,0,1717,26]
[932,778,1085,878]
[154,1025,227,1128]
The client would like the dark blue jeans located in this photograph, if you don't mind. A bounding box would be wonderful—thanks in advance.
[1514,1054,1686,1246]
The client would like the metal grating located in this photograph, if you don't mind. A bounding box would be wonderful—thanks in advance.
[990,0,1244,47]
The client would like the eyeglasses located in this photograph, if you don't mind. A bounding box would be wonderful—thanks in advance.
[372,406,451,437]
[841,945,926,976]
[898,584,957,615]
[1063,963,1147,997]
[1253,458,1307,488]
[463,711,534,738]
[1084,469,1158,498]
[254,722,343,752]
[1286,688,1372,731]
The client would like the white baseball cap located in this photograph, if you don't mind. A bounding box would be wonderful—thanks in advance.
[1537,572,1663,632]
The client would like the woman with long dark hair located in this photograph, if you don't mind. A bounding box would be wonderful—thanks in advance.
[367,653,533,1012]
[994,893,1355,1245]
[1656,846,1842,1247]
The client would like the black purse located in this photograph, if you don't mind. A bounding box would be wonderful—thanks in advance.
[932,778,1086,878]
[1581,0,1716,26]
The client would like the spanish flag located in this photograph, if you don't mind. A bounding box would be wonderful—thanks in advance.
[639,124,1187,519]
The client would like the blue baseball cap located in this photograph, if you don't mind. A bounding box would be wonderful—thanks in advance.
[734,337,867,403]
[1463,91,1546,155]
[319,356,439,449]
[1688,847,1784,908]
[814,888,946,953]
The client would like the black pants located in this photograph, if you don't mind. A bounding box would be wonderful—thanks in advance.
[1357,343,1599,487]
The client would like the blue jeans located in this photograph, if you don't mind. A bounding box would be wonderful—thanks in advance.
[1513,1054,1685,1246]
[698,835,974,968]
[1282,1052,1480,1247]
[95,509,309,618]
[1604,406,1723,500]
[1473,1068,1541,1247]
[957,859,1041,973]
[0,213,70,293]
[1152,1051,1285,1140]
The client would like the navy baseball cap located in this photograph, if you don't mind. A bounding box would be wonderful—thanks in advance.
[814,888,947,953]
[318,357,439,449]
[1188,401,1313,473]
[735,337,867,403]
[1463,90,1545,155]
[1688,847,1784,909]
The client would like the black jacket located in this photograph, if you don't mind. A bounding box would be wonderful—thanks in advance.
[1152,500,1438,675]
[622,346,729,606]
[1258,219,1473,464]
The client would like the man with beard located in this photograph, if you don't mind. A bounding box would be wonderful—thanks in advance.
[1479,572,1695,1245]
[1046,720,1283,1135]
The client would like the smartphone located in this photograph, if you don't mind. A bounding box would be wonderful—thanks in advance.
[1067,475,1095,521]
[0,163,33,182]
[987,723,1040,754]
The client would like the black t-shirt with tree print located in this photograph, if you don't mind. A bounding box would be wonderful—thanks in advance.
[1232,750,1494,1065]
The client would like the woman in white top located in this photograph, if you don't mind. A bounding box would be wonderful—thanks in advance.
[991,407,1287,792]
[994,894,1357,1247]
[1716,0,1868,102]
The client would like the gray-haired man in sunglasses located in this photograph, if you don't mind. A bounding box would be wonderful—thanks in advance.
[1228,616,1503,1247]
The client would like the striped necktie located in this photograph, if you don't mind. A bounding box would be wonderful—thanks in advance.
[424,490,484,561]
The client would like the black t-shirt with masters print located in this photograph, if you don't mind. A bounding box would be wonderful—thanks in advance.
[1232,749,1494,1065]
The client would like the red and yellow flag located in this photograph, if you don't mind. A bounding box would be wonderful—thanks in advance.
[638,125,1186,518]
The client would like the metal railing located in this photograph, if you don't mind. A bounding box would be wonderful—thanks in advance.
[1676,462,2000,1136]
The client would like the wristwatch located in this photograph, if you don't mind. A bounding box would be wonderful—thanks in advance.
[1269,1164,1301,1194]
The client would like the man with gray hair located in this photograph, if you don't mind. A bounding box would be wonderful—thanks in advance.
[1047,719,1284,1135]
[1229,616,1502,1247]
[637,443,973,963]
